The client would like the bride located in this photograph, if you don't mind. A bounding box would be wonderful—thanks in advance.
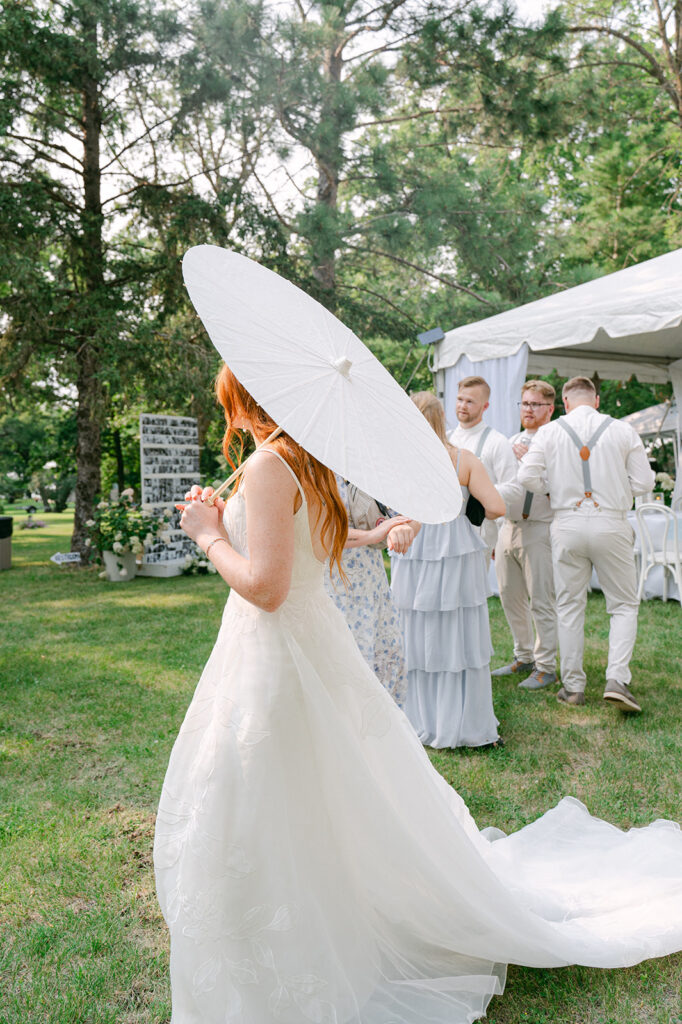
[154,363,682,1024]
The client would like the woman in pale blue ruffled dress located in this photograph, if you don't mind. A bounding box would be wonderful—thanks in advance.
[325,478,418,707]
[391,392,505,748]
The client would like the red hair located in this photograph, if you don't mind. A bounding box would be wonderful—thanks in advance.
[215,364,348,577]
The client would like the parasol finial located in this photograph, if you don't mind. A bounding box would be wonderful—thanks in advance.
[332,356,352,378]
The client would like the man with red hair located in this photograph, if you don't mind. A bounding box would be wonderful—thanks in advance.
[518,376,654,711]
[493,380,558,689]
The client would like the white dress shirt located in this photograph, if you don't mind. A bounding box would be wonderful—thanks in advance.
[447,420,519,504]
[505,430,552,523]
[517,406,655,512]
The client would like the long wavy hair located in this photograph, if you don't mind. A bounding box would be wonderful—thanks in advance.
[410,391,452,449]
[215,363,348,577]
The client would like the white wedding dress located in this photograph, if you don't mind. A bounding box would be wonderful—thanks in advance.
[155,454,682,1024]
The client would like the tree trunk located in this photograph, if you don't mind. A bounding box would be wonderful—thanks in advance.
[113,428,125,493]
[71,14,105,557]
[73,343,103,554]
[312,43,344,298]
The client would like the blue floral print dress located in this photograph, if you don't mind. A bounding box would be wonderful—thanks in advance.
[324,479,408,707]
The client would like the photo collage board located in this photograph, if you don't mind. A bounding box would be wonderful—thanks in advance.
[139,414,200,574]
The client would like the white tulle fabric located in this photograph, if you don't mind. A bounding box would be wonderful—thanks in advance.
[155,463,682,1024]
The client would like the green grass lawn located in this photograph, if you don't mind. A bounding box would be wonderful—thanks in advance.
[1,511,681,1023]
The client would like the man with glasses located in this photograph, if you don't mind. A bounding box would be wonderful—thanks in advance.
[518,376,654,712]
[447,375,519,565]
[492,381,558,689]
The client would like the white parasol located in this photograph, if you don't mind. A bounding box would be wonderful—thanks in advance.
[182,245,462,523]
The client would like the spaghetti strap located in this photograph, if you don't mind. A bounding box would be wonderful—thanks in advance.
[454,446,461,476]
[259,446,307,503]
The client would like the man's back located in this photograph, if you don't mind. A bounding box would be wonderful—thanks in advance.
[518,406,654,511]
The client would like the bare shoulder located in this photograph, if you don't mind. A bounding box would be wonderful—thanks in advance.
[242,449,298,499]
[450,445,474,483]
[454,447,475,470]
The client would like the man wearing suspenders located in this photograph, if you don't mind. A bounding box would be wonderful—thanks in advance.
[447,375,518,564]
[518,377,655,711]
[492,381,558,689]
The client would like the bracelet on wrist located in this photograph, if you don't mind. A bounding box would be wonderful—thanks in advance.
[204,536,227,559]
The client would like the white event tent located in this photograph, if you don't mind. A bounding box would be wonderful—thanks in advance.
[623,400,678,449]
[432,247,682,505]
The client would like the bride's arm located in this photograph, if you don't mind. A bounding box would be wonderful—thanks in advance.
[179,451,297,612]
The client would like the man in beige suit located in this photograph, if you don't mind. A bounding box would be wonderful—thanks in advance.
[518,376,655,711]
[493,381,558,689]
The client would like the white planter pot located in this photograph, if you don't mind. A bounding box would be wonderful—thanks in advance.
[102,550,137,582]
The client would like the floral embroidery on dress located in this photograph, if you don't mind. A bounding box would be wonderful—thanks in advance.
[187,900,336,1022]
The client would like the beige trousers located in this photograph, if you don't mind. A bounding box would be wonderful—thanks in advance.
[551,510,639,693]
[495,520,557,673]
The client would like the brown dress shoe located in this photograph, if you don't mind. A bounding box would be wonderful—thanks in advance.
[556,686,585,706]
[491,659,535,678]
[603,680,641,713]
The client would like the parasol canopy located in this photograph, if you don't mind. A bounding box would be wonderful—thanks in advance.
[182,246,462,523]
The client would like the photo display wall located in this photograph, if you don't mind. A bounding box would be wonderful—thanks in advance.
[139,414,200,573]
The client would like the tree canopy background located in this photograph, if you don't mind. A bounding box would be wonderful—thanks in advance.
[1,0,679,551]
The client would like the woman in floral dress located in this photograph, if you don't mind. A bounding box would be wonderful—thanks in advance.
[324,478,418,706]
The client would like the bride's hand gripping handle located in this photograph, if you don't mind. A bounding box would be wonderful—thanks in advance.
[176,485,229,552]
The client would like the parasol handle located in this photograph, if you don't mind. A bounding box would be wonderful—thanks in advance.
[206,425,284,506]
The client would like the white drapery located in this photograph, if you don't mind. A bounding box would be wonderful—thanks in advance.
[669,359,682,509]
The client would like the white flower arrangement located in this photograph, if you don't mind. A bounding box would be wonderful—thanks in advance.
[182,552,219,577]
[86,491,171,561]
[655,471,675,491]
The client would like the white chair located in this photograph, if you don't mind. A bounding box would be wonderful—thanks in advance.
[634,503,682,603]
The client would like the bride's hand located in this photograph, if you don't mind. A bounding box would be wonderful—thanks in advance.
[176,484,226,514]
[179,499,226,548]
[177,485,228,549]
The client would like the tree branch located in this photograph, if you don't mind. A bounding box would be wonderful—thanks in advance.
[355,102,481,129]
[4,132,83,169]
[568,23,679,107]
[344,242,494,305]
[100,113,175,172]
[251,166,295,231]
[336,279,420,326]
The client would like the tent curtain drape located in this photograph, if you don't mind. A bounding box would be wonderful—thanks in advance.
[669,359,682,509]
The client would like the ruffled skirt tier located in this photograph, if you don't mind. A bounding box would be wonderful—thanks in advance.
[391,517,498,748]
